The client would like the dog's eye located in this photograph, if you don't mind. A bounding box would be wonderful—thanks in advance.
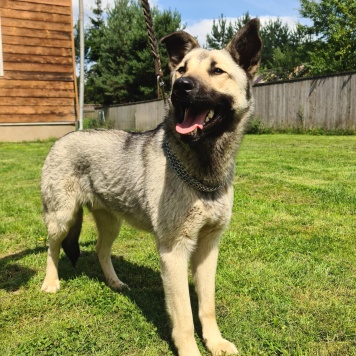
[213,67,225,75]
[177,66,186,74]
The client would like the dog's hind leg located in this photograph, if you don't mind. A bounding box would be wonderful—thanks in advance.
[41,235,63,293]
[41,207,83,293]
[191,232,238,355]
[92,210,127,290]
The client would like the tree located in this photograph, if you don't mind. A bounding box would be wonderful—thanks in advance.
[86,0,105,63]
[84,0,181,105]
[259,19,311,80]
[299,0,356,75]
[234,12,253,31]
[205,12,252,49]
[206,14,236,49]
[205,13,310,80]
[74,0,104,96]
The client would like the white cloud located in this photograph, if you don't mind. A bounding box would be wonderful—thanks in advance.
[185,19,215,45]
[72,0,114,22]
[186,16,301,46]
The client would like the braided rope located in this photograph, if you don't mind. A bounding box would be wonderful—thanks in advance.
[141,0,166,101]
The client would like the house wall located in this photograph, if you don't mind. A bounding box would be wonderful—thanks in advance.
[0,0,77,141]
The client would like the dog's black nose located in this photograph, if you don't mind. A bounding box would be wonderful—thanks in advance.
[173,77,195,93]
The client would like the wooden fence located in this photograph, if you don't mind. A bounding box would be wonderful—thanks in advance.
[253,71,356,131]
[101,99,166,131]
[100,72,356,132]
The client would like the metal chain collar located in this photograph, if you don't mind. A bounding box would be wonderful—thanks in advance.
[163,141,227,193]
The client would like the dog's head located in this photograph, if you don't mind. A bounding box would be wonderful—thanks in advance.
[161,19,262,142]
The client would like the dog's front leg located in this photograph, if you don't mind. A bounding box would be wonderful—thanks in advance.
[191,235,238,355]
[159,242,201,356]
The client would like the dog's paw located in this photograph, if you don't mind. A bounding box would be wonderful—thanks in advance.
[208,338,238,355]
[41,279,60,293]
[108,278,130,291]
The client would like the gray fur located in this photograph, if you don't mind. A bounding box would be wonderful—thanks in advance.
[41,19,262,356]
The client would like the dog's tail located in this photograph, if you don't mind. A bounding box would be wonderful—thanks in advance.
[61,207,83,267]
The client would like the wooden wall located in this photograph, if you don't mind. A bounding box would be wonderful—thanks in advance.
[253,72,356,131]
[103,99,167,131]
[0,0,77,128]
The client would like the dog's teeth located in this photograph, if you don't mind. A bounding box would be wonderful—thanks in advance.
[205,110,214,124]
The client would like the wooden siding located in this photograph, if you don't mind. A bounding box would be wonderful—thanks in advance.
[0,0,77,124]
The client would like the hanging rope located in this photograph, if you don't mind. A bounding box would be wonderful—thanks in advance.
[141,0,166,102]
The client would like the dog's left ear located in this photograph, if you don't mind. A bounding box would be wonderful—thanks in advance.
[226,18,262,78]
[161,31,200,70]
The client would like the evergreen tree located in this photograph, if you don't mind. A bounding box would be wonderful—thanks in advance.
[233,12,253,31]
[87,0,105,63]
[205,12,252,49]
[205,13,310,80]
[84,0,181,105]
[259,18,311,80]
[206,14,236,49]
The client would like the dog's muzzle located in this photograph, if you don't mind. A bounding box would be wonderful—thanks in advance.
[171,77,225,139]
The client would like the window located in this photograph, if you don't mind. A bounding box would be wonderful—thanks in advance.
[0,16,3,76]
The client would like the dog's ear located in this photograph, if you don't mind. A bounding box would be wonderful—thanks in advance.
[225,18,262,78]
[161,31,200,70]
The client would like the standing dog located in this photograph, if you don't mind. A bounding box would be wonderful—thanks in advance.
[41,19,261,356]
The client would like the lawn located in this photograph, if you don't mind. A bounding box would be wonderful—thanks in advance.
[0,135,355,355]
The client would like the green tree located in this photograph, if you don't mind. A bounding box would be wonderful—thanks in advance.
[299,0,356,74]
[259,19,311,80]
[206,14,236,49]
[205,12,252,49]
[205,13,310,80]
[74,0,104,96]
[234,12,253,31]
[86,0,105,63]
[84,0,181,105]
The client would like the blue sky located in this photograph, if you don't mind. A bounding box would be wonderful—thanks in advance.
[158,0,302,22]
[73,0,308,44]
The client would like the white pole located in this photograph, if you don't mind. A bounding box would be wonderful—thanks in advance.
[78,0,84,130]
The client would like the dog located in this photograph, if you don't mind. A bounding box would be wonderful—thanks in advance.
[40,19,262,356]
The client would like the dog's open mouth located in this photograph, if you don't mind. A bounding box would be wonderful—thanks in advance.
[176,107,222,138]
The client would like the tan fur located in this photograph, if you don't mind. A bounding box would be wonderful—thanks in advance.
[41,19,261,356]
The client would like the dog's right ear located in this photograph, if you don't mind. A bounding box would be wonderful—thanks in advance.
[161,31,200,70]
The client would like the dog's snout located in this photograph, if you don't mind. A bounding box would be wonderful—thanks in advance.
[173,77,195,93]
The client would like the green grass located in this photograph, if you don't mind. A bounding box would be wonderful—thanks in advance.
[0,135,355,355]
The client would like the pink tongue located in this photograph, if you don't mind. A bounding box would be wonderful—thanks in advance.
[176,108,208,134]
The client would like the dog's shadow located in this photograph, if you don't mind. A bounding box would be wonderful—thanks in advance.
[0,246,201,354]
[59,248,201,355]
[0,247,45,292]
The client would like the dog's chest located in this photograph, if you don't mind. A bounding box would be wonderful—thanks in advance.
[200,190,234,227]
[178,189,234,239]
